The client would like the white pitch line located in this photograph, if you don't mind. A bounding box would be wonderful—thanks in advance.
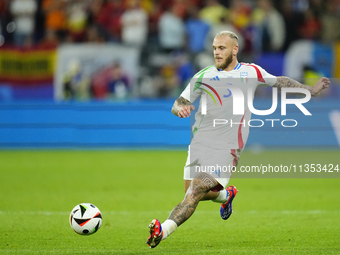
[0,211,70,215]
[0,210,338,215]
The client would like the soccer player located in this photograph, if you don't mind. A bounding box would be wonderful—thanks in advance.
[146,31,330,248]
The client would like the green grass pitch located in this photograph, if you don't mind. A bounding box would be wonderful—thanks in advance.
[1,150,340,254]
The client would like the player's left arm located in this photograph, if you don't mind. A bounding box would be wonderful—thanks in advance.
[273,76,330,96]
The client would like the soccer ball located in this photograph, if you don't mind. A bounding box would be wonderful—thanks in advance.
[69,203,102,235]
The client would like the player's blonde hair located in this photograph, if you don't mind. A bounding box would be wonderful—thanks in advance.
[215,31,239,45]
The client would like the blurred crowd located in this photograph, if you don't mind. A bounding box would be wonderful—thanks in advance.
[0,0,340,99]
[1,0,340,50]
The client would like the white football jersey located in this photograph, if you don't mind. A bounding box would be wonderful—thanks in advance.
[180,62,277,150]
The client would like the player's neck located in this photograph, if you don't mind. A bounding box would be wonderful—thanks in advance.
[223,59,238,72]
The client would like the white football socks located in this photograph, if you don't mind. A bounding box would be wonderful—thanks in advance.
[212,188,228,204]
[161,219,177,240]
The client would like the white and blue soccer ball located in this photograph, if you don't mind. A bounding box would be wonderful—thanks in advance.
[69,203,102,235]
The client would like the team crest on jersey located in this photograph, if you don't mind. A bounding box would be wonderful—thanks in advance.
[240,72,248,83]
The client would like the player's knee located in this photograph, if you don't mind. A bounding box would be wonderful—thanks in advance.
[195,172,217,191]
[184,173,216,200]
[190,177,210,196]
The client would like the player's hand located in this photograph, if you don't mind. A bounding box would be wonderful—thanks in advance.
[312,77,330,96]
[178,105,195,118]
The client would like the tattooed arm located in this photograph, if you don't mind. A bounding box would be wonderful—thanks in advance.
[171,96,195,118]
[273,76,330,97]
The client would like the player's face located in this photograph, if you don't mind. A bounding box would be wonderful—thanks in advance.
[212,36,238,70]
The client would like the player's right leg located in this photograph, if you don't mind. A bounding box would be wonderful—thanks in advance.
[146,172,220,248]
[183,147,239,220]
[168,172,220,225]
[146,219,163,248]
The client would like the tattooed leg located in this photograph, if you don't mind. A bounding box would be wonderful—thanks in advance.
[184,180,220,201]
[168,172,219,226]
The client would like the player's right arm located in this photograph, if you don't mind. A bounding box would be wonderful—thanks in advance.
[172,66,213,118]
[171,97,195,118]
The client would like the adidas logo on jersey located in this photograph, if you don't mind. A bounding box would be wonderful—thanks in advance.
[210,76,220,81]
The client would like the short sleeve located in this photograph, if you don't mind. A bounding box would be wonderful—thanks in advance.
[256,64,277,87]
[180,79,202,103]
[180,65,216,102]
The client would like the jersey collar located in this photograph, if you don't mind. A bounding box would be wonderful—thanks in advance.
[219,62,241,71]
[234,62,241,70]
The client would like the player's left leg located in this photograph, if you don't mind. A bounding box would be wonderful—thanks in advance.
[146,172,220,248]
[220,185,238,220]
[184,180,219,200]
[184,179,229,202]
[185,180,238,219]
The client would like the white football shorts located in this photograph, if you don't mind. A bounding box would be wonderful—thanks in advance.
[183,140,240,190]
